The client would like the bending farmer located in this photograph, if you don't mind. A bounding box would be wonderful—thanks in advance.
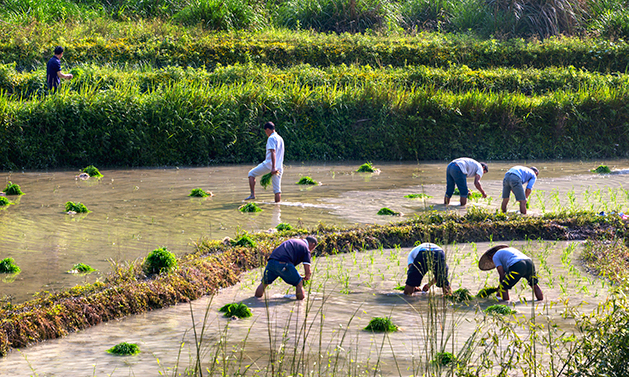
[501,166,539,215]
[444,157,488,206]
[404,242,452,296]
[255,236,317,300]
[479,245,543,302]
[246,121,285,203]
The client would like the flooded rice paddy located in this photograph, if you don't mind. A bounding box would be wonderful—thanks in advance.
[0,159,628,375]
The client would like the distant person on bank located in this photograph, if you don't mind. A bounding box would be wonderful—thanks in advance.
[501,166,539,215]
[245,121,285,203]
[479,245,543,302]
[404,242,452,296]
[46,46,73,91]
[255,236,318,301]
[444,157,488,206]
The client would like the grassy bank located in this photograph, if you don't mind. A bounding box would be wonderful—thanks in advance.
[1,209,627,357]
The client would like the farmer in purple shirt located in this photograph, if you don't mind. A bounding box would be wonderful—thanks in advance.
[255,236,317,300]
[46,46,73,91]
[501,166,539,214]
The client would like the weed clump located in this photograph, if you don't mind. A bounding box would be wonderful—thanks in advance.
[107,342,140,356]
[432,351,456,366]
[189,188,211,197]
[219,303,252,318]
[377,207,400,216]
[404,193,432,199]
[476,286,499,298]
[260,173,272,189]
[232,234,256,247]
[3,182,23,195]
[485,304,516,315]
[0,258,20,274]
[143,247,177,275]
[364,317,398,332]
[65,201,90,213]
[276,222,293,231]
[591,165,611,174]
[448,288,473,303]
[239,203,262,212]
[70,263,96,273]
[0,197,13,206]
[356,162,377,173]
[83,165,103,178]
[296,176,317,185]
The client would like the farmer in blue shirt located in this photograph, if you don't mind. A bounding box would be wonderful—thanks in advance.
[46,46,73,91]
[479,245,544,301]
[501,166,539,214]
[255,236,317,300]
[404,242,452,296]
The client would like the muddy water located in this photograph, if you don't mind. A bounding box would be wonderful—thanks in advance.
[0,241,609,376]
[1,160,628,304]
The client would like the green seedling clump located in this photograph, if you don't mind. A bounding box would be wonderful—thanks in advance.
[276,222,293,231]
[65,201,90,213]
[432,352,456,366]
[239,203,262,213]
[143,247,177,275]
[83,165,103,178]
[452,188,482,199]
[393,285,405,291]
[107,342,140,356]
[219,303,253,318]
[377,207,400,216]
[0,258,20,274]
[189,188,210,197]
[591,165,611,174]
[356,162,377,173]
[0,197,13,206]
[448,288,473,303]
[296,176,317,185]
[404,193,432,199]
[232,234,256,247]
[70,263,96,273]
[476,286,499,298]
[260,173,272,189]
[485,304,516,315]
[364,317,398,332]
[3,182,24,195]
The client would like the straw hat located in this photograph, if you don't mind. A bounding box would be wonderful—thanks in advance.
[478,245,510,270]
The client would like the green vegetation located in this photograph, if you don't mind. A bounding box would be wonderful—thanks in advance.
[485,304,516,315]
[591,165,612,174]
[356,162,377,173]
[219,303,252,318]
[232,234,256,247]
[0,197,12,206]
[239,203,262,213]
[377,207,400,216]
[364,317,398,332]
[404,193,432,199]
[70,263,96,273]
[65,201,90,213]
[3,182,23,195]
[143,247,177,275]
[432,351,456,366]
[189,188,211,197]
[0,258,20,274]
[476,286,499,298]
[82,165,103,178]
[296,176,317,185]
[260,173,272,190]
[275,222,293,231]
[393,285,405,291]
[448,288,473,303]
[107,342,140,356]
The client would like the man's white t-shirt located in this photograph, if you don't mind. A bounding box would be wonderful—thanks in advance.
[453,157,483,178]
[264,132,284,171]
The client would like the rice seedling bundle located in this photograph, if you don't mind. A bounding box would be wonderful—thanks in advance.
[239,203,262,213]
[377,207,400,216]
[189,188,210,197]
[357,162,377,173]
[82,165,103,178]
[0,197,12,206]
[485,304,516,315]
[143,247,177,275]
[260,173,272,189]
[276,222,293,231]
[296,176,317,185]
[364,317,398,332]
[0,258,20,273]
[107,342,140,355]
[219,303,252,318]
[3,182,23,195]
[65,201,90,213]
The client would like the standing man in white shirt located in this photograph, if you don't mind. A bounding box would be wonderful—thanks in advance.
[501,166,539,215]
[245,121,285,203]
[444,157,488,207]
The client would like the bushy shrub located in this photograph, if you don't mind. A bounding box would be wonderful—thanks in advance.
[143,247,177,275]
[219,303,252,318]
[0,258,20,274]
[65,201,90,213]
[3,182,24,195]
[173,0,263,30]
[399,0,454,31]
[107,342,140,355]
[364,317,398,332]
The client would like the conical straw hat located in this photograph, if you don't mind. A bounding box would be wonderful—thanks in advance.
[478,245,510,270]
